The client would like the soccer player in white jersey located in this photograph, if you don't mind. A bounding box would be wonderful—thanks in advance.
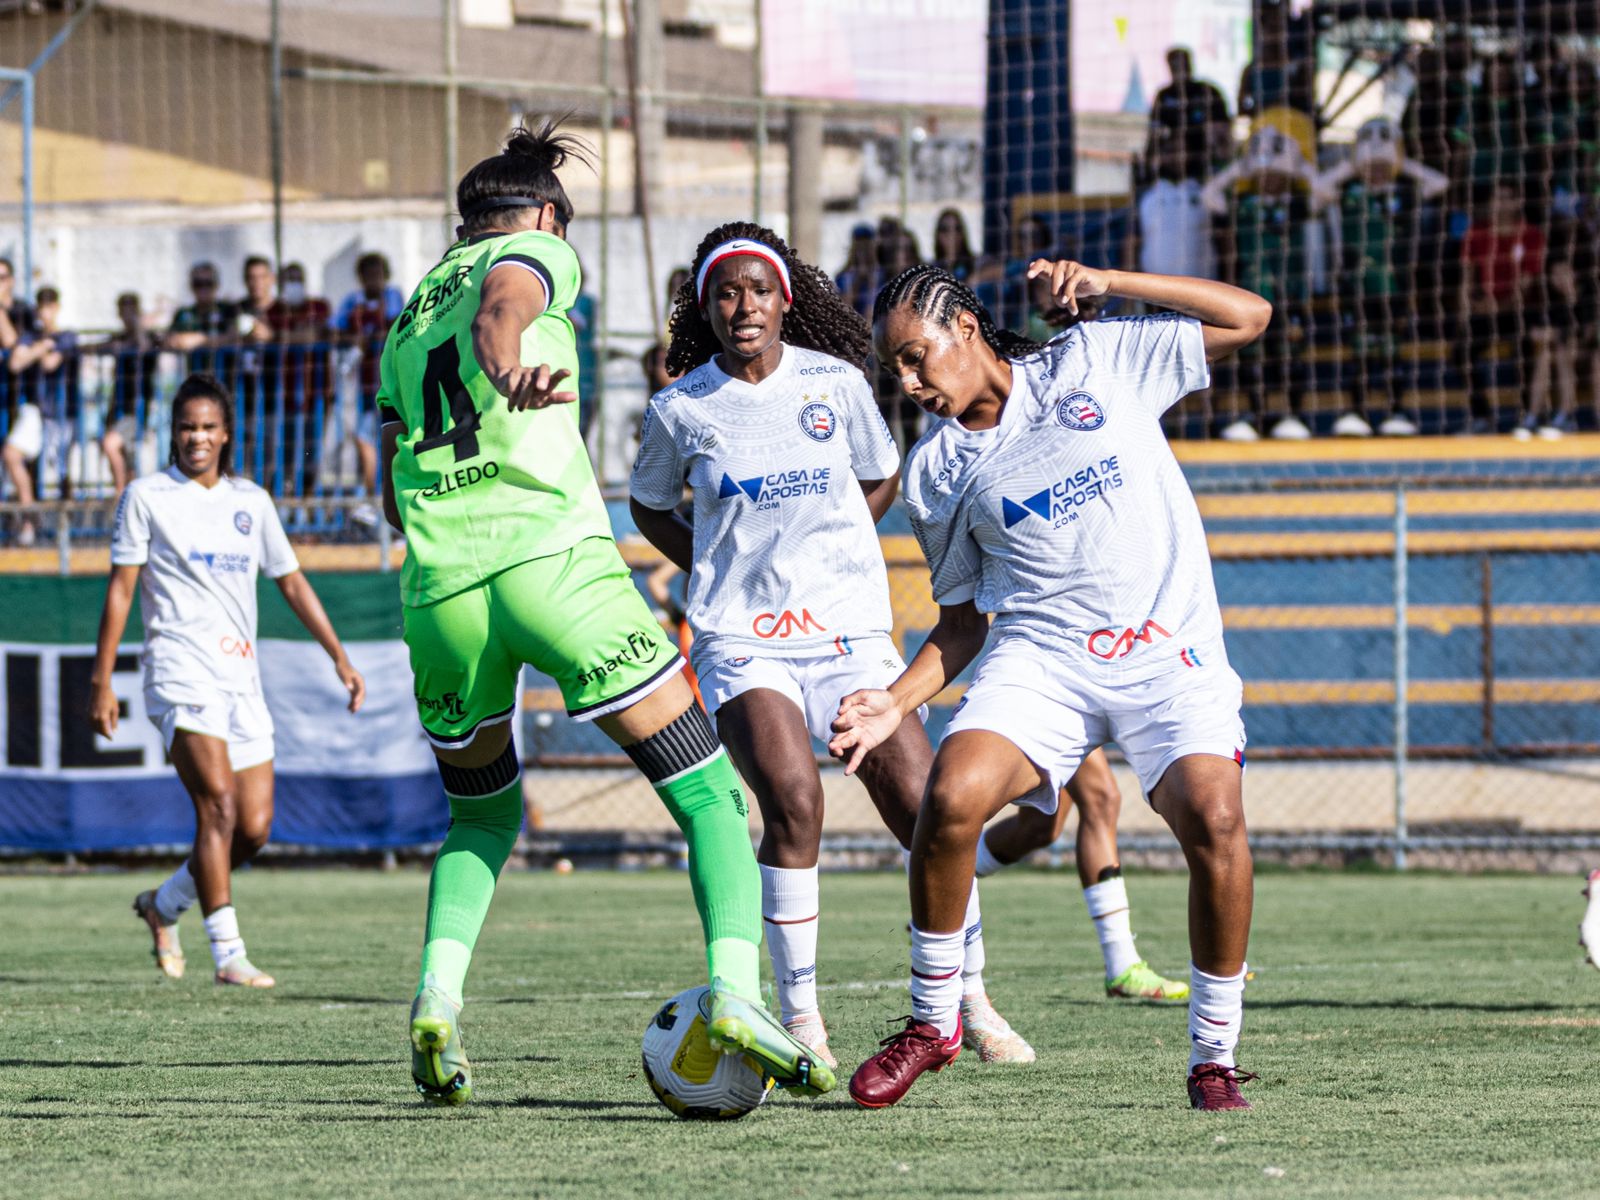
[831,260,1271,1110]
[631,222,1032,1067]
[90,374,365,987]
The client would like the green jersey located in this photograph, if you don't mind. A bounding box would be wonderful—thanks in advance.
[378,230,612,607]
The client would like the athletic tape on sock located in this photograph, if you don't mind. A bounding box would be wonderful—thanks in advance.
[437,741,520,799]
[624,705,721,784]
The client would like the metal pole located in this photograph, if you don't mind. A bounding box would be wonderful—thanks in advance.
[21,73,33,293]
[443,0,460,243]
[753,0,765,226]
[596,0,613,476]
[270,0,284,271]
[1393,483,1409,870]
[898,107,913,231]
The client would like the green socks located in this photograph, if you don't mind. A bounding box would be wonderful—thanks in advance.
[652,746,762,999]
[417,775,523,1005]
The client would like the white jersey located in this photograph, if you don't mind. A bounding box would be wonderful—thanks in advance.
[902,314,1221,685]
[630,344,900,663]
[111,466,300,694]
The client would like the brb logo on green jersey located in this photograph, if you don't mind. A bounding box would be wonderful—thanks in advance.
[394,264,473,344]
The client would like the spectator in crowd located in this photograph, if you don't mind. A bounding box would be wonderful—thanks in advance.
[1134,119,1219,281]
[266,262,330,343]
[881,225,923,278]
[3,287,78,545]
[931,208,977,281]
[1520,211,1578,439]
[836,222,882,318]
[1147,47,1233,184]
[1237,0,1315,122]
[165,262,237,363]
[98,291,160,496]
[1205,120,1320,440]
[238,255,276,343]
[334,252,405,527]
[0,255,36,352]
[263,262,331,496]
[1465,53,1528,206]
[1462,180,1550,434]
[1320,116,1449,437]
[1402,25,1476,185]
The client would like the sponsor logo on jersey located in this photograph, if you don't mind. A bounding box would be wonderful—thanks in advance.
[420,460,500,499]
[751,608,827,639]
[575,630,664,687]
[724,656,753,668]
[1085,619,1172,660]
[394,264,473,342]
[1000,455,1124,529]
[218,636,255,659]
[717,467,831,510]
[798,398,836,441]
[233,510,252,535]
[797,362,848,376]
[187,549,253,574]
[1055,390,1106,431]
[416,690,467,720]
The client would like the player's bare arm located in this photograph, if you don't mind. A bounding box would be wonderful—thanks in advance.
[89,563,142,738]
[274,570,366,712]
[829,599,989,774]
[471,264,575,410]
[1025,259,1271,360]
[630,498,694,574]
[858,473,900,523]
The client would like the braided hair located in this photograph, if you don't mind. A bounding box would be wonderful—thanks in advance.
[872,263,1047,361]
[665,222,872,376]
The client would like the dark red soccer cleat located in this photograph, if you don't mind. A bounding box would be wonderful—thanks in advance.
[1187,1062,1258,1111]
[849,1016,962,1109]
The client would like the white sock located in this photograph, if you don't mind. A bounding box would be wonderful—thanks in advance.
[760,864,820,1023]
[1084,876,1141,980]
[1188,962,1247,1070]
[153,861,198,923]
[960,883,986,998]
[974,831,1004,879]
[203,905,247,970]
[909,925,964,1037]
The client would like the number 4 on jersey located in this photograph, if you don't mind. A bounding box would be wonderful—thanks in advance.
[416,338,482,462]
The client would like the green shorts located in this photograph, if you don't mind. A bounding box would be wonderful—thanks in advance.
[403,536,683,749]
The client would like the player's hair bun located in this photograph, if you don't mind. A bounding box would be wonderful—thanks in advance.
[456,115,592,233]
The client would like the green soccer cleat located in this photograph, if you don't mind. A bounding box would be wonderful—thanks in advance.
[1107,961,1190,1002]
[701,979,837,1098]
[410,986,472,1107]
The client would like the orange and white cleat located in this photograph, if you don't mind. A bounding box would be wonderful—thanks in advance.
[132,890,185,979]
[782,1012,839,1070]
[959,992,1036,1064]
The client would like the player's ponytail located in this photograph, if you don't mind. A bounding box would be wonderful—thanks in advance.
[666,221,872,376]
[873,263,1048,361]
[168,373,236,476]
[457,116,593,235]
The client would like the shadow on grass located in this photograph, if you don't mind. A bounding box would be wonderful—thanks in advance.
[1248,998,1600,1013]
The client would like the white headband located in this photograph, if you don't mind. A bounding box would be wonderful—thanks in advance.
[695,239,793,306]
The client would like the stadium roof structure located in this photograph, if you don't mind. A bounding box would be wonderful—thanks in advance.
[102,0,758,103]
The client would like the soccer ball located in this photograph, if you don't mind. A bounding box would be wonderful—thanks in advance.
[641,986,774,1120]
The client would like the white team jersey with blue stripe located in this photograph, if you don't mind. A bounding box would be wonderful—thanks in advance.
[902,314,1224,684]
[630,344,900,664]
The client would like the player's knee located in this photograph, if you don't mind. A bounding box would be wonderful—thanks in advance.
[193,787,238,833]
[1181,792,1247,854]
[233,809,272,854]
[437,742,523,838]
[923,771,990,848]
[761,777,825,851]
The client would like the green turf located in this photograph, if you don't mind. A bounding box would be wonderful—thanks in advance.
[2,870,1598,1199]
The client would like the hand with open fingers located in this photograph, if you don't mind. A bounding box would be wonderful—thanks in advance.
[1026,258,1112,317]
[827,688,903,776]
[497,363,579,411]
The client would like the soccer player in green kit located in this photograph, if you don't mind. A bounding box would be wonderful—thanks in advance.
[378,121,836,1105]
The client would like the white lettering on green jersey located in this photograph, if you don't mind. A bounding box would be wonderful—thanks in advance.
[377,230,611,607]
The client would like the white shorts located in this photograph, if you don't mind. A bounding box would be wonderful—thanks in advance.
[145,682,276,772]
[942,638,1246,811]
[5,406,71,482]
[695,634,922,746]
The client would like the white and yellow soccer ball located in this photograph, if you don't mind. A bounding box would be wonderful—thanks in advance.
[641,986,774,1120]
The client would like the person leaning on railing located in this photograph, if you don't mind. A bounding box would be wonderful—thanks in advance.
[2,286,79,547]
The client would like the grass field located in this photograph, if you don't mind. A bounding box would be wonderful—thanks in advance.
[3,869,1598,1199]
